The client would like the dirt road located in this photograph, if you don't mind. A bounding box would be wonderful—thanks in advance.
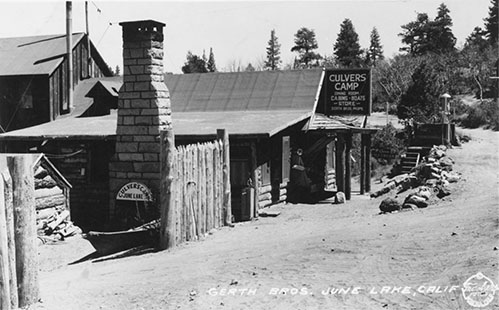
[34,127,499,310]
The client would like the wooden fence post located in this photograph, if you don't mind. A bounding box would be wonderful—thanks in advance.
[7,155,38,308]
[345,133,352,200]
[365,133,372,193]
[0,173,11,310]
[1,171,17,310]
[159,130,176,250]
[217,129,232,226]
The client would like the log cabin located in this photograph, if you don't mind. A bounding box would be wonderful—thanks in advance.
[0,20,376,231]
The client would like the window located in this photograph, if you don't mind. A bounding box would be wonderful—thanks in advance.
[261,162,271,185]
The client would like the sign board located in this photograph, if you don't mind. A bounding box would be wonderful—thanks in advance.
[324,68,372,115]
[116,182,153,202]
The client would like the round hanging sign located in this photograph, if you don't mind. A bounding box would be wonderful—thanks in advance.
[116,182,153,202]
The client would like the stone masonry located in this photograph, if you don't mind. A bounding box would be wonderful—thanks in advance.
[109,20,172,222]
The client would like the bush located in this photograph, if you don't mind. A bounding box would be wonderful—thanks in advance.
[460,99,499,130]
[371,123,405,162]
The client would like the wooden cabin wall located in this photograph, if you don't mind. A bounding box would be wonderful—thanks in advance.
[48,40,106,120]
[34,164,67,234]
[5,140,114,231]
[0,76,49,132]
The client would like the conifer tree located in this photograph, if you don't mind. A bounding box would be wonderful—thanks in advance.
[484,0,498,46]
[333,19,363,67]
[366,27,384,66]
[399,3,456,55]
[432,3,456,53]
[264,29,281,70]
[291,27,321,68]
[207,47,217,72]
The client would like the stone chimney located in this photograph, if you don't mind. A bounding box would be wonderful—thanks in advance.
[109,20,172,224]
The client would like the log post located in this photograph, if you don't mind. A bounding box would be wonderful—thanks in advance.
[335,135,345,193]
[345,133,352,200]
[0,174,11,310]
[7,155,38,308]
[159,130,176,250]
[360,134,366,195]
[365,133,372,193]
[217,129,232,226]
[250,141,258,219]
[1,171,17,310]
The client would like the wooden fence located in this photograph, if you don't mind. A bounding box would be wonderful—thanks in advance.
[159,129,231,249]
[0,155,39,310]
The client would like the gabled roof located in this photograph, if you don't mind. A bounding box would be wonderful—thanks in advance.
[0,33,111,77]
[164,69,323,112]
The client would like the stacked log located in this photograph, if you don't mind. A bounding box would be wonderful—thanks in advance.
[34,166,80,243]
[373,145,461,213]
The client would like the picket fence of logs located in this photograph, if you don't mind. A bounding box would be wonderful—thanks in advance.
[159,129,232,250]
[0,155,39,310]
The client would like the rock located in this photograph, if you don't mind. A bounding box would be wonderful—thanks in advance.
[391,173,409,185]
[425,179,438,186]
[436,185,451,198]
[334,192,346,204]
[446,172,461,183]
[438,156,454,171]
[429,172,441,179]
[417,186,433,200]
[379,197,401,213]
[404,194,429,208]
[402,203,418,210]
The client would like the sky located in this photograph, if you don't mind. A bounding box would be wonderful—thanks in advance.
[0,0,493,74]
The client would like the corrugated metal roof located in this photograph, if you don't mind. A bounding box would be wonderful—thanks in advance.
[0,33,85,76]
[164,69,323,112]
[0,110,311,140]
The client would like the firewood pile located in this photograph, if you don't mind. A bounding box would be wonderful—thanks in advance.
[372,145,461,213]
[35,166,81,244]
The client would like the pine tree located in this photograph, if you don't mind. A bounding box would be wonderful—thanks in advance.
[398,60,447,122]
[245,63,255,72]
[399,13,430,55]
[207,48,217,72]
[181,51,208,74]
[366,27,384,66]
[264,29,281,70]
[333,19,363,68]
[291,27,321,68]
[465,27,489,51]
[399,4,456,55]
[484,0,498,46]
[432,3,456,53]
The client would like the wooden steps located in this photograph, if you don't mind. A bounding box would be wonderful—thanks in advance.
[400,146,429,174]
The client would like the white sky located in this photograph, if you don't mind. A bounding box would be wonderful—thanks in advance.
[0,0,492,73]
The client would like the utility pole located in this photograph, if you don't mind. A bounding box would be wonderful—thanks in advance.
[85,1,93,78]
[66,1,74,111]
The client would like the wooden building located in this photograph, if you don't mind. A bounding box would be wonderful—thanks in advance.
[0,20,376,230]
[0,33,112,132]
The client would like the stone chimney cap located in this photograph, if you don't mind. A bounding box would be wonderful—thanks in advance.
[119,20,166,28]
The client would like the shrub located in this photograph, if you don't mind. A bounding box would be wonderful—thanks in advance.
[371,123,405,162]
[460,99,499,130]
